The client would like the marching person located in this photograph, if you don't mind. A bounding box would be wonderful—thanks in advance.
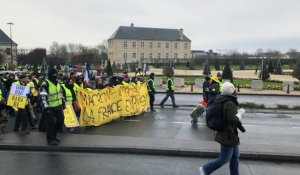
[13,74,34,134]
[40,68,65,146]
[199,82,246,175]
[159,74,178,108]
[147,73,156,112]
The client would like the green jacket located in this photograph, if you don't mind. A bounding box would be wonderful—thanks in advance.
[214,95,245,147]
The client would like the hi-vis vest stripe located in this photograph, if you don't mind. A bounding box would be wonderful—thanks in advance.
[45,79,62,107]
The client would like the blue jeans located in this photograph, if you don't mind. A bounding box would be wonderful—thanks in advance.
[203,144,240,175]
[159,91,176,106]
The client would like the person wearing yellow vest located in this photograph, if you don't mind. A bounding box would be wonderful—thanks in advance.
[147,73,156,112]
[0,87,8,125]
[74,76,84,91]
[159,74,178,108]
[207,75,222,106]
[40,68,65,146]
[122,73,130,85]
[13,74,35,134]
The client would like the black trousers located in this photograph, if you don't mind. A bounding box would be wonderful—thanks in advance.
[14,105,34,131]
[45,107,64,142]
[149,92,155,110]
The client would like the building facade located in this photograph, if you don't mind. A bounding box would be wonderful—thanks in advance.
[0,29,18,66]
[108,24,191,64]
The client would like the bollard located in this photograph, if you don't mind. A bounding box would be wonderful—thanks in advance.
[237,84,240,92]
[287,85,290,94]
[191,84,193,92]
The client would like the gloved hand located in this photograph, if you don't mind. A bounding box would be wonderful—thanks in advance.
[239,125,246,133]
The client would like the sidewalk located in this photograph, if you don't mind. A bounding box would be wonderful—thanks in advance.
[1,132,300,162]
[156,85,300,96]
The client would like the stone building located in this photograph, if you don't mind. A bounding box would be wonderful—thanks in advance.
[0,29,18,66]
[108,23,191,64]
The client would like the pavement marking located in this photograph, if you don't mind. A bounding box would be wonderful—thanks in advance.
[292,127,300,129]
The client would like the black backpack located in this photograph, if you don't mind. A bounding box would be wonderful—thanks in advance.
[205,100,228,132]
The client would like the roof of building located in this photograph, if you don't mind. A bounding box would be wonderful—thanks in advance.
[0,29,17,46]
[109,26,191,41]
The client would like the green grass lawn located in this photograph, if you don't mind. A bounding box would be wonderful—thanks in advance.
[145,75,300,90]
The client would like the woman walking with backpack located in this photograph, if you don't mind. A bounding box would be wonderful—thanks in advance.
[199,82,246,175]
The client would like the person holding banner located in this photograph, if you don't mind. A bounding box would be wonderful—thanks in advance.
[40,68,65,146]
[13,74,34,134]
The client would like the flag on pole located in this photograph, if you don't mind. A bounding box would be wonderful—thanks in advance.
[84,63,90,85]
[41,57,48,75]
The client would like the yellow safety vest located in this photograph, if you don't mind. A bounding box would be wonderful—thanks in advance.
[166,78,175,91]
[45,79,62,107]
[61,84,73,102]
[147,79,156,92]
[0,89,3,101]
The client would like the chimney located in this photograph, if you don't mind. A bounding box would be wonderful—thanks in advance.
[179,28,183,41]
[130,23,134,27]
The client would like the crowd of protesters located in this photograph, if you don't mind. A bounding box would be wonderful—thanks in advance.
[0,64,151,145]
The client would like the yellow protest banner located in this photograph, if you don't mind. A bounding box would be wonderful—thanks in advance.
[7,84,29,109]
[63,103,80,128]
[77,83,150,126]
[7,94,27,109]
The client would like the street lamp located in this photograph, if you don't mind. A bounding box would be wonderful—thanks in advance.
[7,22,14,67]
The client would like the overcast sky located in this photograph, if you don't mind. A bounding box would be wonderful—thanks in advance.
[1,0,300,54]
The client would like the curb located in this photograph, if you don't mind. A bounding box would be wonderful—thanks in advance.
[1,144,300,162]
[154,104,300,114]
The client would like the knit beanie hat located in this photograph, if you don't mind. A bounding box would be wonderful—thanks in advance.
[221,82,235,95]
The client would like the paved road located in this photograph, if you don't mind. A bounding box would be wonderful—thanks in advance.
[67,108,300,147]
[0,151,299,175]
[155,94,300,108]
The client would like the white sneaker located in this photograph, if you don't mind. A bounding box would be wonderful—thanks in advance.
[199,167,205,175]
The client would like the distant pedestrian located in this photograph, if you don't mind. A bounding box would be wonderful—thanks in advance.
[202,76,210,103]
[147,73,156,112]
[199,82,246,175]
[207,75,221,106]
[159,74,178,108]
[254,67,258,75]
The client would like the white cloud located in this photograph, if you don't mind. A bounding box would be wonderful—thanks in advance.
[1,0,300,53]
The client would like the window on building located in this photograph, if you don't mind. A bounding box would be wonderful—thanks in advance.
[132,53,136,59]
[141,42,144,48]
[6,48,11,55]
[141,53,144,59]
[174,53,178,59]
[124,53,127,59]
[149,42,153,48]
[124,41,127,48]
[184,43,188,49]
[184,54,187,59]
[166,43,169,49]
[174,43,178,49]
[132,42,136,48]
[166,53,169,59]
[158,43,161,48]
[158,53,161,59]
[149,53,152,58]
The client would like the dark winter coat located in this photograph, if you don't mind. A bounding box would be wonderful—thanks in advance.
[214,95,245,147]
